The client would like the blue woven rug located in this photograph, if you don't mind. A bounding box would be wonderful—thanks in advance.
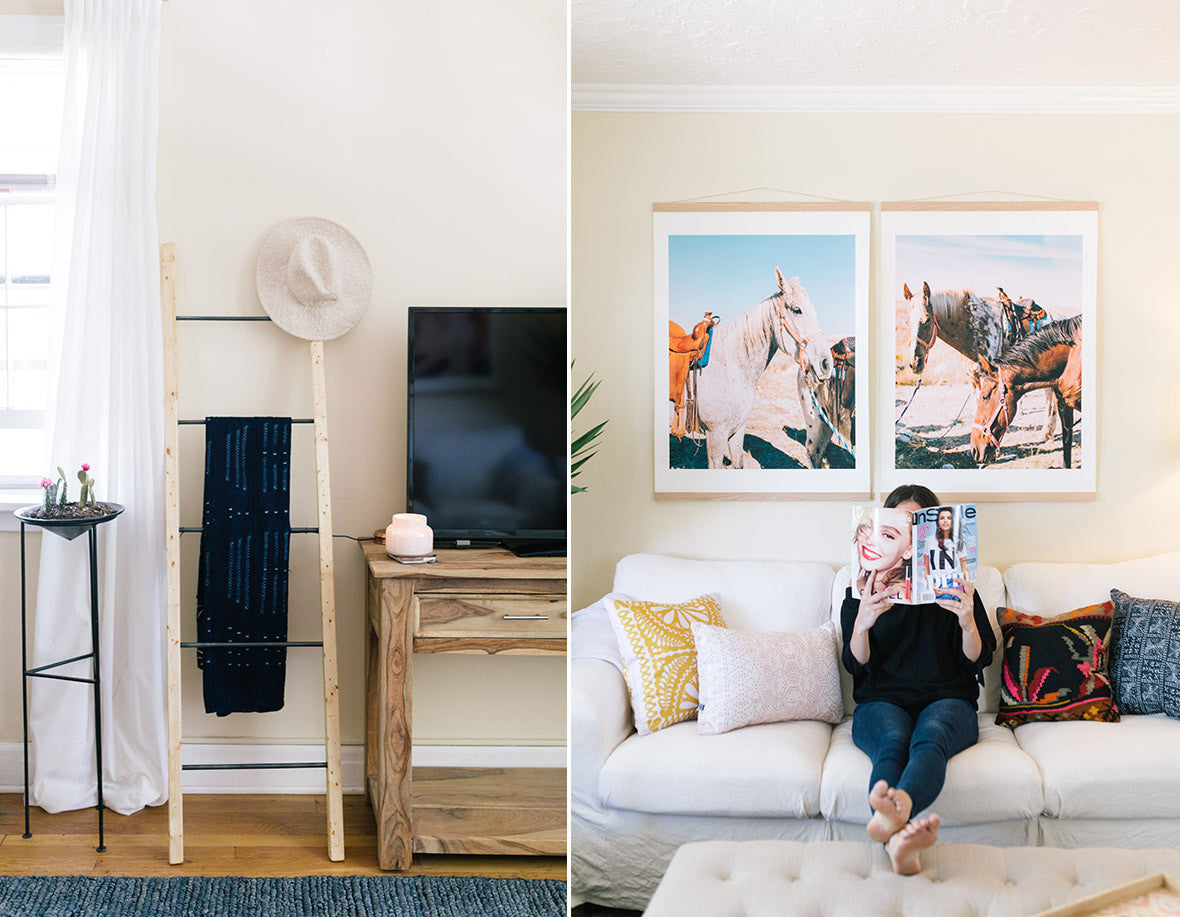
[0,875,567,917]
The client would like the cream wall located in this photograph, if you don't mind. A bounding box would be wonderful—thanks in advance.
[571,112,1180,609]
[0,0,567,751]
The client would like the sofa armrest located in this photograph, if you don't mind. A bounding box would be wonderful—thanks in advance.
[571,657,633,808]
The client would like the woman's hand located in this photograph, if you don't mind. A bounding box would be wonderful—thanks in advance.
[850,571,903,666]
[857,571,903,633]
[937,574,983,662]
[934,574,975,626]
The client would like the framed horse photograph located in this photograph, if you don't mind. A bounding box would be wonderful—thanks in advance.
[653,202,870,498]
[879,202,1099,499]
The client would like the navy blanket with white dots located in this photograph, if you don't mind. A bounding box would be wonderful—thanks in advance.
[197,417,292,715]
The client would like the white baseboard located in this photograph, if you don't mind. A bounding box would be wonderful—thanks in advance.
[0,742,566,795]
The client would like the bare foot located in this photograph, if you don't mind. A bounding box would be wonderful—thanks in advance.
[866,781,911,843]
[886,814,940,876]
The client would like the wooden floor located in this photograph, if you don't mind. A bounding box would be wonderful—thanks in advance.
[0,793,566,879]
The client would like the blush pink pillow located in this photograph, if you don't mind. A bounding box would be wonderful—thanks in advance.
[691,620,844,735]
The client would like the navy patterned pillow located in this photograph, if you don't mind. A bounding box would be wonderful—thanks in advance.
[1110,588,1180,717]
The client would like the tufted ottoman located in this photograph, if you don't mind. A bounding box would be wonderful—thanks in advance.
[643,841,1180,917]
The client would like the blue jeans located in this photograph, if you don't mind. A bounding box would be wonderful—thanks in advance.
[851,699,978,816]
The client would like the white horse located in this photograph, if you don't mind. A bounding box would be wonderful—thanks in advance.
[695,268,833,469]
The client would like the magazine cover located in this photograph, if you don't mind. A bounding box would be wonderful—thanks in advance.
[911,504,978,605]
[851,503,977,605]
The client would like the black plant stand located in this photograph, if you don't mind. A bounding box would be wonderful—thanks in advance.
[15,502,124,853]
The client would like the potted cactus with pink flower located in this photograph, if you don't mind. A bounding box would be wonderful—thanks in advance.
[16,462,122,540]
[32,463,112,520]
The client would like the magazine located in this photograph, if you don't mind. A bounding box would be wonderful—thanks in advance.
[850,503,977,605]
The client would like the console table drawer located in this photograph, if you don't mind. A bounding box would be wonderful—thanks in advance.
[415,594,566,640]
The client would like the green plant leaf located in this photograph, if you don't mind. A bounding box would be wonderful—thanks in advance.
[571,452,597,475]
[571,366,607,495]
[571,377,602,418]
[572,421,607,455]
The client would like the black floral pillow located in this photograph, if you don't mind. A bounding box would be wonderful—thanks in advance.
[1110,589,1180,717]
[996,602,1119,728]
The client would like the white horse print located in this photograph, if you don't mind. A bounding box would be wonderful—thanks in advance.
[693,267,833,469]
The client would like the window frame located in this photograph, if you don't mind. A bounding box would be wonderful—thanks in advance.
[0,185,55,491]
[0,15,63,521]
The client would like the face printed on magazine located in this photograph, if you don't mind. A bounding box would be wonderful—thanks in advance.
[859,508,912,575]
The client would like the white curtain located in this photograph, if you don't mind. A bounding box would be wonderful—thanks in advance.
[30,0,165,815]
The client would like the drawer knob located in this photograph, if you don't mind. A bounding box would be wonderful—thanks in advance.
[502,615,549,620]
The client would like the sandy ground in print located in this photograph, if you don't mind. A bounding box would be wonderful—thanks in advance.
[894,380,1078,470]
[894,299,1081,470]
[669,348,854,470]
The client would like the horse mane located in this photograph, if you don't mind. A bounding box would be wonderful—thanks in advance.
[998,314,1082,373]
[927,289,969,331]
[714,293,784,363]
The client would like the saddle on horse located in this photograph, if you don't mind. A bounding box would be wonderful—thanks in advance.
[669,311,719,438]
[997,287,1049,346]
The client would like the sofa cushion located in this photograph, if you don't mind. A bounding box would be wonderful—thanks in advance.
[1014,714,1180,819]
[995,602,1119,727]
[1003,551,1180,616]
[605,593,726,735]
[1110,588,1180,717]
[819,714,1043,826]
[599,719,832,818]
[571,598,624,670]
[693,620,844,735]
[831,564,1005,712]
[613,554,835,634]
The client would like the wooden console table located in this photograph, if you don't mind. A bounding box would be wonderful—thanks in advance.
[361,541,567,870]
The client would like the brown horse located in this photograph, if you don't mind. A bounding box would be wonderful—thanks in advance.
[668,311,719,438]
[971,315,1082,467]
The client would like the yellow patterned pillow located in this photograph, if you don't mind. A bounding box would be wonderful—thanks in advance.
[605,593,726,735]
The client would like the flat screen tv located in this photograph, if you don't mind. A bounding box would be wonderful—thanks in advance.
[407,306,567,556]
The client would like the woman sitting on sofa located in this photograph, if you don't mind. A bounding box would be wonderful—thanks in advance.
[843,483,995,875]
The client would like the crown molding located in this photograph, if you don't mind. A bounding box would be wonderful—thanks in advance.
[572,84,1180,114]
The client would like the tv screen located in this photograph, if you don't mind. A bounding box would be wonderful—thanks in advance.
[407,306,567,548]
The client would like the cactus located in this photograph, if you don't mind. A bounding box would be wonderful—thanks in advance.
[39,462,98,513]
[77,468,95,505]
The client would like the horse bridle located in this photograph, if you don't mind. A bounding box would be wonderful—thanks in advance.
[913,307,938,364]
[972,377,1011,451]
[775,293,825,376]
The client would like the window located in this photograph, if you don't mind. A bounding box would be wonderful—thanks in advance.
[0,36,64,488]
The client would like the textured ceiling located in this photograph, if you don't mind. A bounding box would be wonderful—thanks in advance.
[573,0,1180,87]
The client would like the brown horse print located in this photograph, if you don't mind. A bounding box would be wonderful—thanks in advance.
[971,315,1082,468]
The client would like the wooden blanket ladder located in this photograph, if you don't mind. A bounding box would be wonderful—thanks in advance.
[160,242,344,865]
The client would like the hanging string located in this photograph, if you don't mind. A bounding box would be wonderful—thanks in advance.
[902,189,1080,203]
[674,186,855,204]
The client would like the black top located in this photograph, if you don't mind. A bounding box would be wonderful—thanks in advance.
[840,587,996,711]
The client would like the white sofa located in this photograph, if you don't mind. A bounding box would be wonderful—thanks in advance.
[571,551,1180,911]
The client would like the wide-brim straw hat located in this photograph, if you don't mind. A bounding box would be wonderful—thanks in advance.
[256,217,372,341]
